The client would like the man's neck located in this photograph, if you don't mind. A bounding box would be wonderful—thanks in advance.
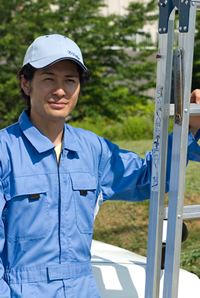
[29,115,64,146]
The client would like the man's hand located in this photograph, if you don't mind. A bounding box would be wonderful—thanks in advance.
[189,89,200,137]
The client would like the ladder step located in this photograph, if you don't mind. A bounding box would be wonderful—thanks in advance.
[190,0,200,10]
[170,103,200,116]
[164,205,200,220]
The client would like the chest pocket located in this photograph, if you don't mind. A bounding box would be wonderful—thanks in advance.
[3,175,50,242]
[70,172,97,234]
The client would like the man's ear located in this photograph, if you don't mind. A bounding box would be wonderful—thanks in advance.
[20,75,31,96]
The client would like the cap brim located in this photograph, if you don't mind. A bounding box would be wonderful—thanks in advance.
[27,55,87,71]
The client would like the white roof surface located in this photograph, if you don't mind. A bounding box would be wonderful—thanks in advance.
[91,240,200,298]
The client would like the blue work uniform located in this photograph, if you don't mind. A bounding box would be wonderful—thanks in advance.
[0,111,200,298]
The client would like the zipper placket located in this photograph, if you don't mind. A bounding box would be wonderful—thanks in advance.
[54,149,62,264]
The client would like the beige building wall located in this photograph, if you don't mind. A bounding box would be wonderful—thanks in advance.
[102,0,134,16]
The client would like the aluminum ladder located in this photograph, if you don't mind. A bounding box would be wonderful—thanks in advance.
[145,1,200,297]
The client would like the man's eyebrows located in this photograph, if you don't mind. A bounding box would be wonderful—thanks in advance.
[39,71,55,76]
[64,74,79,78]
[39,71,79,78]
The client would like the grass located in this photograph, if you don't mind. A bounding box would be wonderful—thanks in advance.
[93,139,200,277]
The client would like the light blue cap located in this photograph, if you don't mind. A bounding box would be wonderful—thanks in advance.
[23,34,87,70]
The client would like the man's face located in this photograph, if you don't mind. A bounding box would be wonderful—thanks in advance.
[21,60,80,126]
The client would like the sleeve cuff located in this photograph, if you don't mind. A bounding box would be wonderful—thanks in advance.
[194,128,200,142]
[188,130,200,162]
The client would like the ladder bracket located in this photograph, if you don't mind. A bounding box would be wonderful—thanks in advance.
[159,0,190,34]
[174,48,183,125]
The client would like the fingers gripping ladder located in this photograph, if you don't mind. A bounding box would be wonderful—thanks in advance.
[145,1,198,297]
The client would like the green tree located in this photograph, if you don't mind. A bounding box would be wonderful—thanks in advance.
[0,0,157,129]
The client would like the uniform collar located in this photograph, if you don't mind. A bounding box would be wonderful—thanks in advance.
[19,110,82,153]
[63,124,82,152]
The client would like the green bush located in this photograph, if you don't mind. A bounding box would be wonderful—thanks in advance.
[122,115,154,140]
[69,102,156,141]
[69,102,175,141]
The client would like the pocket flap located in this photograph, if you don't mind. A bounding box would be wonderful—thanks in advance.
[3,175,48,201]
[70,172,97,190]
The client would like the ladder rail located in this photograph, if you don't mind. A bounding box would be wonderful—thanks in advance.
[145,1,199,297]
[145,10,175,298]
[163,4,197,297]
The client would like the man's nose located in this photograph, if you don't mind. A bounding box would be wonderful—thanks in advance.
[52,85,66,97]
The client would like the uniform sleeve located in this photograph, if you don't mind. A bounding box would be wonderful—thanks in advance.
[99,137,154,202]
[187,130,200,161]
[99,132,200,203]
[0,176,10,296]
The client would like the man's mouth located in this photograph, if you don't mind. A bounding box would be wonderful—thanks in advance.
[48,101,68,108]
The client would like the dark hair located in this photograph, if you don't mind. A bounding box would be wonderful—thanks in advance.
[17,62,91,112]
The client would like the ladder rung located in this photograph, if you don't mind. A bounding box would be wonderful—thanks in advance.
[170,103,200,116]
[189,0,200,10]
[164,205,200,220]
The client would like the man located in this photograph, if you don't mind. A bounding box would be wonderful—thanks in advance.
[0,34,200,298]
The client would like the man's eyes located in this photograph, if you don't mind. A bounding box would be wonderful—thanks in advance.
[43,78,75,83]
[44,77,53,81]
[66,79,75,83]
